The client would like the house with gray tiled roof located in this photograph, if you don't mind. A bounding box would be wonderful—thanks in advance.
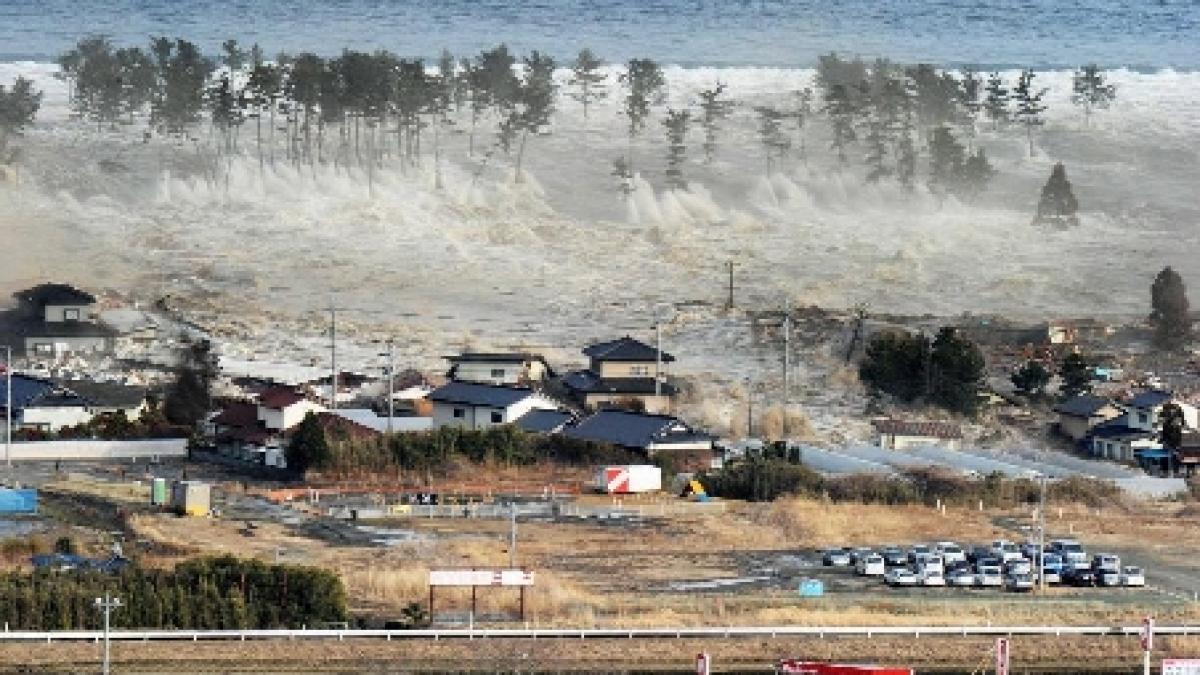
[563,336,675,414]
[428,382,560,431]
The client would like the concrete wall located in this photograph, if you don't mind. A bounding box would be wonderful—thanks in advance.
[595,361,658,378]
[432,396,558,430]
[6,439,188,461]
[20,406,93,432]
[260,401,325,431]
[43,303,97,323]
[880,434,963,451]
[584,393,670,414]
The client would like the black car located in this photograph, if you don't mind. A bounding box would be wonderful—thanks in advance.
[1066,568,1096,587]
[881,547,908,567]
[967,546,993,565]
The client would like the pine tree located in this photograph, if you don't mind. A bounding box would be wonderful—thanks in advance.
[1012,69,1048,157]
[618,58,666,175]
[0,76,42,167]
[982,71,1009,130]
[823,83,857,163]
[927,125,965,196]
[287,412,331,473]
[1071,64,1116,127]
[696,83,734,163]
[959,148,995,201]
[754,105,790,175]
[790,88,814,163]
[662,108,691,189]
[567,48,607,123]
[505,50,556,182]
[1150,266,1192,351]
[1059,352,1093,399]
[928,327,985,416]
[1011,360,1050,398]
[1035,162,1079,226]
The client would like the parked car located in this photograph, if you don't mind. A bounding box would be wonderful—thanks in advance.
[947,568,977,587]
[1020,542,1042,560]
[1039,553,1064,584]
[849,547,874,565]
[1065,568,1096,587]
[990,540,1023,563]
[967,545,993,565]
[857,554,886,577]
[920,569,946,587]
[916,554,945,576]
[822,548,852,567]
[1092,553,1121,574]
[1051,539,1090,571]
[1005,558,1032,576]
[976,565,1004,588]
[908,544,931,565]
[885,568,918,587]
[881,546,908,567]
[1097,567,1122,587]
[975,557,1002,573]
[1120,566,1146,587]
[1006,573,1035,592]
[935,542,966,565]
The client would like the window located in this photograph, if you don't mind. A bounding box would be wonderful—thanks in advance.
[490,411,503,424]
[63,308,80,322]
[34,343,52,354]
[630,365,650,376]
[453,408,465,419]
[1138,412,1148,424]
[490,368,506,378]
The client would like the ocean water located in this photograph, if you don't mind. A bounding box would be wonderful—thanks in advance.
[0,0,1198,69]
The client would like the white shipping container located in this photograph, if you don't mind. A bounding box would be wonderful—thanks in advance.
[596,465,662,494]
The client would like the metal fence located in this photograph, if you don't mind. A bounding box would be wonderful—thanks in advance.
[338,501,725,520]
[0,624,1194,643]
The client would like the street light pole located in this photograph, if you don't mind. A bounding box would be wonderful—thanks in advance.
[94,592,122,675]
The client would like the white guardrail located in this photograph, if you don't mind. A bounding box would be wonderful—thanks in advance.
[0,625,1196,642]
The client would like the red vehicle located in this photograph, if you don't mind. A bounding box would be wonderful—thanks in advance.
[778,661,914,675]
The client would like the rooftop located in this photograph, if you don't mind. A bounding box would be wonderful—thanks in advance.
[14,283,96,307]
[258,387,308,409]
[514,409,573,434]
[1053,394,1118,418]
[428,381,541,408]
[54,379,147,409]
[564,410,710,450]
[583,336,675,363]
[1128,389,1174,410]
[562,370,677,396]
[212,401,259,428]
[445,352,548,364]
[872,419,962,439]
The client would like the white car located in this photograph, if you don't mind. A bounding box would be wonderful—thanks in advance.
[921,569,946,587]
[947,568,977,587]
[1006,558,1032,576]
[916,554,945,576]
[1051,539,1090,571]
[935,542,967,565]
[976,566,1004,587]
[856,554,886,577]
[991,540,1023,563]
[885,568,918,587]
[1006,573,1035,593]
[1098,569,1122,587]
[1120,566,1146,587]
[1093,553,1121,574]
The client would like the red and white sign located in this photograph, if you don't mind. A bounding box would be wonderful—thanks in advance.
[428,569,534,587]
[1141,615,1155,652]
[599,465,662,494]
[1163,659,1200,675]
[695,652,710,675]
[995,637,1010,675]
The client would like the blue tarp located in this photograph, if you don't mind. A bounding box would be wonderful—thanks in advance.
[1136,449,1171,459]
[0,489,37,513]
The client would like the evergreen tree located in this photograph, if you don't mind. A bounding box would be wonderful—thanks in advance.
[618,58,666,175]
[823,83,858,163]
[927,124,965,197]
[504,50,556,182]
[696,83,734,163]
[221,39,246,72]
[956,67,983,147]
[1059,352,1093,399]
[662,108,691,189]
[1150,266,1192,351]
[567,48,607,123]
[288,412,331,473]
[163,337,217,429]
[1035,162,1079,226]
[1071,64,1116,127]
[959,148,995,201]
[1012,69,1048,157]
[790,87,814,163]
[0,76,42,167]
[1161,402,1186,450]
[611,155,633,198]
[982,71,1009,130]
[859,330,930,403]
[753,105,790,175]
[928,327,985,416]
[1011,360,1051,398]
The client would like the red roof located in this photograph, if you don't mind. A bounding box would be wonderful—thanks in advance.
[872,419,962,440]
[212,401,258,428]
[259,387,306,409]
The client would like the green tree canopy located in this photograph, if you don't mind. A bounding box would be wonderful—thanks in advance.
[287,412,331,473]
[1150,266,1192,351]
[1011,360,1051,399]
[1059,352,1094,399]
[1035,162,1080,226]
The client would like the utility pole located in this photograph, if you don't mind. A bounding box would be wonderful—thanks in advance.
[508,502,517,568]
[745,377,753,438]
[94,592,122,675]
[654,315,662,399]
[725,261,737,310]
[328,306,338,410]
[782,300,791,404]
[4,345,11,470]
[383,338,395,435]
[1038,472,1047,593]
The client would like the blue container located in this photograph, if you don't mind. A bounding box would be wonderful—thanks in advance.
[798,579,824,597]
[0,489,37,514]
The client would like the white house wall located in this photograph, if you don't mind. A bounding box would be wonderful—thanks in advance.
[42,303,97,323]
[20,406,93,432]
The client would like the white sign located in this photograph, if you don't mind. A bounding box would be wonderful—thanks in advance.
[996,637,1010,675]
[428,569,534,587]
[1141,616,1154,652]
[1164,659,1200,675]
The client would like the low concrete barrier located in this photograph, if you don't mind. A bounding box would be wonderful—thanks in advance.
[6,439,188,461]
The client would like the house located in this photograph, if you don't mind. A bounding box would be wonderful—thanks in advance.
[0,373,92,432]
[327,408,433,434]
[562,336,675,414]
[428,382,559,430]
[256,387,325,431]
[210,401,275,448]
[306,371,381,406]
[1053,395,1124,442]
[563,410,716,470]
[1087,414,1160,462]
[445,352,553,386]
[514,409,574,434]
[54,379,148,420]
[9,284,117,357]
[1123,390,1199,433]
[873,419,962,450]
[1173,432,1200,476]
